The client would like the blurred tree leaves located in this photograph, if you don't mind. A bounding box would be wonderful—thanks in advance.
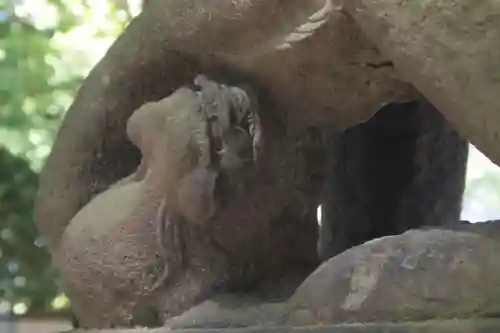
[0,2,67,315]
[0,0,139,316]
[0,147,58,312]
[461,146,500,222]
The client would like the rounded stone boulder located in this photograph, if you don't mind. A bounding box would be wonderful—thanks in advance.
[284,229,500,324]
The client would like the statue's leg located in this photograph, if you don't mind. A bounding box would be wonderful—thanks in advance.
[345,0,500,166]
[319,100,469,260]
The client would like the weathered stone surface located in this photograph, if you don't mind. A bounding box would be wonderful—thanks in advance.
[62,227,500,333]
[68,319,500,333]
[284,229,500,325]
[345,0,500,166]
[37,0,500,330]
[48,81,321,328]
[163,295,286,329]
[35,0,415,251]
[123,227,500,330]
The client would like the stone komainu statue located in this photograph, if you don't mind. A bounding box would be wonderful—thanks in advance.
[35,0,500,331]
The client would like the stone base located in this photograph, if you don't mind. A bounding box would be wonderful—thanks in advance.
[67,319,500,333]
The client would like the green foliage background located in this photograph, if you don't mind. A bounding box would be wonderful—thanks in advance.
[0,0,498,319]
[0,0,140,316]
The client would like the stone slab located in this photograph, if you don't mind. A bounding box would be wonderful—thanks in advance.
[67,319,500,333]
